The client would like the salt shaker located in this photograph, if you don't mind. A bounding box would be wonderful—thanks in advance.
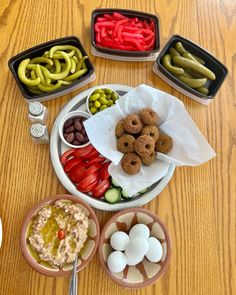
[28,101,48,124]
[30,123,49,144]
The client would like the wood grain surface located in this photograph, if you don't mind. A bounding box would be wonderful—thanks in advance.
[0,0,235,294]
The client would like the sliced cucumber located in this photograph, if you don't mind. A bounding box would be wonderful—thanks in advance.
[121,189,133,199]
[138,187,148,194]
[104,188,121,204]
[111,178,121,187]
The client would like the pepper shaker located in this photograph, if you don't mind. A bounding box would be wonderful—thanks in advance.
[30,123,49,144]
[28,101,48,124]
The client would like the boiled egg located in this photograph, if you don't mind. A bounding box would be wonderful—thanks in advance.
[107,251,127,273]
[126,255,144,266]
[110,231,129,251]
[146,237,163,263]
[129,224,150,239]
[125,237,149,260]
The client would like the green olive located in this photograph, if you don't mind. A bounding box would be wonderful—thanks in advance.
[90,93,100,101]
[100,93,107,99]
[94,101,101,108]
[99,97,108,105]
[111,92,119,100]
[89,102,93,108]
[90,106,97,114]
[105,88,113,94]
[100,105,108,111]
[93,88,103,94]
[107,99,114,106]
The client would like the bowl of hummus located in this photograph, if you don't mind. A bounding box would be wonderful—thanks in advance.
[20,194,100,276]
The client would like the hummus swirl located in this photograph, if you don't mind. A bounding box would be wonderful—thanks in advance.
[27,200,89,268]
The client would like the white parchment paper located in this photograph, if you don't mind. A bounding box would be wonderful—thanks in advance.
[84,84,216,195]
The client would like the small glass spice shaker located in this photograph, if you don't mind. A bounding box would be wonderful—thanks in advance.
[28,101,48,124]
[30,123,49,144]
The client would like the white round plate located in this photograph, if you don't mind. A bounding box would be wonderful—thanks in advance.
[50,84,175,211]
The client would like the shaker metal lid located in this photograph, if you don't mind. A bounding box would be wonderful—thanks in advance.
[30,123,46,138]
[28,102,44,116]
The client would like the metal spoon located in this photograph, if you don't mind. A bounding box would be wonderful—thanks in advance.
[69,256,78,295]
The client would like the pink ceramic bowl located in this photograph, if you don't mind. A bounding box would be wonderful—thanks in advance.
[20,194,100,277]
[98,208,172,288]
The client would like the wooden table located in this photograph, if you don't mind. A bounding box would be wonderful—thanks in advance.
[0,0,235,294]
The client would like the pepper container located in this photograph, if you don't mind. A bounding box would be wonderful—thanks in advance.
[28,102,48,124]
[30,123,49,144]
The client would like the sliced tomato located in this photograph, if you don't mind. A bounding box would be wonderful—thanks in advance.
[77,172,99,192]
[85,156,106,166]
[99,162,111,180]
[64,157,83,173]
[82,149,100,160]
[85,179,99,192]
[92,178,110,198]
[69,162,87,183]
[73,144,94,158]
[60,148,76,165]
[83,162,103,178]
[77,179,99,193]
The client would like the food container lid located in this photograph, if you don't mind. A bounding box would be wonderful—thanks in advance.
[152,63,212,105]
[91,46,159,62]
[28,102,44,116]
[8,36,96,102]
[30,123,46,138]
[90,9,161,62]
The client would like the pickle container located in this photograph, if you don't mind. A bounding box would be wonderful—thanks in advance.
[153,34,228,104]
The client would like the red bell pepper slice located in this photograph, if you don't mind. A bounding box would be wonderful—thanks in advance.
[95,21,114,32]
[64,157,83,173]
[124,37,144,51]
[113,12,128,19]
[136,22,143,28]
[60,148,76,166]
[143,20,149,29]
[123,26,139,33]
[101,26,108,38]
[144,32,155,42]
[99,162,111,180]
[69,162,87,183]
[96,31,101,43]
[144,36,155,50]
[121,32,144,39]
[97,17,107,22]
[77,172,99,192]
[113,18,129,37]
[150,20,155,31]
[103,13,113,20]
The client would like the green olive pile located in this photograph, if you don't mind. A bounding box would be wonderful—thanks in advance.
[17,45,88,94]
[162,42,216,95]
[88,88,119,114]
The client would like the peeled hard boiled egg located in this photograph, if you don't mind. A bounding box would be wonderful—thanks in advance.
[126,255,144,266]
[110,231,129,251]
[146,237,163,263]
[129,224,150,239]
[107,251,127,273]
[125,237,149,259]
